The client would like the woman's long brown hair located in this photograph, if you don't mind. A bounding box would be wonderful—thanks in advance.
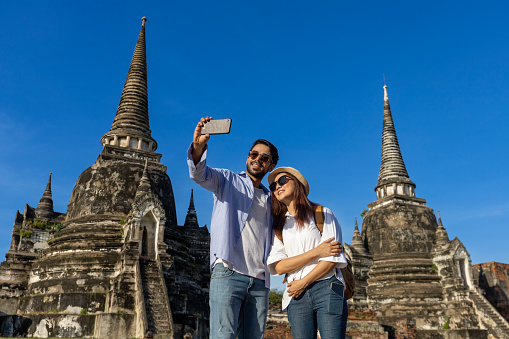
[271,173,318,241]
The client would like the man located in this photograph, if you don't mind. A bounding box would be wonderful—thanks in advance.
[187,117,278,339]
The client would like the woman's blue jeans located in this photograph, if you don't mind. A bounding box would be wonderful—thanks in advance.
[287,276,348,339]
[209,264,269,339]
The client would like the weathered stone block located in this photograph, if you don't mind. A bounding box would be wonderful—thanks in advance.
[417,329,488,339]
[19,292,107,314]
[0,297,19,314]
[94,313,136,339]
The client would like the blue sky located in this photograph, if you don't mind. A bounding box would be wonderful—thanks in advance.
[1,1,508,290]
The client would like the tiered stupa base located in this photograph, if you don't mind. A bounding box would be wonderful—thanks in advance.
[367,252,445,330]
[12,218,139,338]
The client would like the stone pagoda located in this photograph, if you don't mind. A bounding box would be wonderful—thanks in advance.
[344,85,509,338]
[0,17,210,339]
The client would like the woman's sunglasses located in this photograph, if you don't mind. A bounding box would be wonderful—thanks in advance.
[269,175,292,192]
[248,151,272,164]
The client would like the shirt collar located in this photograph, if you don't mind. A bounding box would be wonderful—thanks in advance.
[238,171,270,194]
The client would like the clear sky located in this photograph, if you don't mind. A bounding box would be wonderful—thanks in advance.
[1,1,508,290]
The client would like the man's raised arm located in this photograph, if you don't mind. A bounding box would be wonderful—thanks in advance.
[192,117,212,165]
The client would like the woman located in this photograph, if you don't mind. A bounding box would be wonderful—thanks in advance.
[267,167,348,339]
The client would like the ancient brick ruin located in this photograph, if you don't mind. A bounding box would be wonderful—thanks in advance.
[344,85,509,339]
[0,18,210,339]
[473,262,509,324]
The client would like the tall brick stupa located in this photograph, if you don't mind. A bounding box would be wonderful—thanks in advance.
[0,18,210,339]
[344,85,509,338]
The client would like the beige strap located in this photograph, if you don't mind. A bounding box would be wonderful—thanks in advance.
[314,205,324,234]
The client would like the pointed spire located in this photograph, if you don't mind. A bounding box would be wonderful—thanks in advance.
[352,216,367,254]
[378,84,411,183]
[101,17,158,152]
[373,84,417,203]
[184,189,199,228]
[435,211,449,245]
[36,172,54,220]
[189,189,195,211]
[135,159,151,198]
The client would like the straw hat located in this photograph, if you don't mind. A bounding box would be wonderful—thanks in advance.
[268,167,310,196]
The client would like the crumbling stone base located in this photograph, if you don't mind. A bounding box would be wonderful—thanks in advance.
[0,313,136,338]
[417,329,488,339]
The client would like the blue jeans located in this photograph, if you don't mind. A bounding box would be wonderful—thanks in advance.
[287,276,348,339]
[209,264,269,339]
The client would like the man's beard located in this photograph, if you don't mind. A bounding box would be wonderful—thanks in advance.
[247,162,267,179]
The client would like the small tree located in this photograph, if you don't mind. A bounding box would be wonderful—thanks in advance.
[269,289,283,306]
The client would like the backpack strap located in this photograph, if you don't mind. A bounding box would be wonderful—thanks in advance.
[314,205,355,299]
[314,205,324,234]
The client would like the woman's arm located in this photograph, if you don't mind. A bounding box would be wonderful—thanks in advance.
[287,261,337,298]
[272,237,341,275]
[318,207,348,268]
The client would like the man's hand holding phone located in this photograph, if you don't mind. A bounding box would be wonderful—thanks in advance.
[192,117,212,165]
[192,117,232,165]
[194,117,212,149]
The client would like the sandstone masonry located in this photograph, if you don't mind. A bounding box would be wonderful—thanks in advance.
[0,17,210,339]
[345,85,509,339]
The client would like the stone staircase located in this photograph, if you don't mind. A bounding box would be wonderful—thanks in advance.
[140,259,173,339]
[470,289,509,339]
[346,320,389,339]
[267,308,288,323]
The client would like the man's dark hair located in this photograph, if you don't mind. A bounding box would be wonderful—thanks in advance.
[250,139,279,166]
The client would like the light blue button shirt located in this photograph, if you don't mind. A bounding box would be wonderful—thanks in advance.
[187,144,272,289]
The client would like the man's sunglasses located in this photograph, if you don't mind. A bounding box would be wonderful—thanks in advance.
[248,151,272,164]
[269,175,292,192]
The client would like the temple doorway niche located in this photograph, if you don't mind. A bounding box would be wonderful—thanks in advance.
[456,249,473,288]
[140,210,158,259]
[459,258,467,285]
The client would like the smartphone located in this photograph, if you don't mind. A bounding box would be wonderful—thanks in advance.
[201,118,232,135]
[330,281,345,299]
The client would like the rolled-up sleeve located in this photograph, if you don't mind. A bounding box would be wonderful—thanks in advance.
[318,208,348,268]
[187,143,207,180]
[267,232,288,275]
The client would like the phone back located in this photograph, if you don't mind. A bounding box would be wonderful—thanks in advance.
[201,118,232,135]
